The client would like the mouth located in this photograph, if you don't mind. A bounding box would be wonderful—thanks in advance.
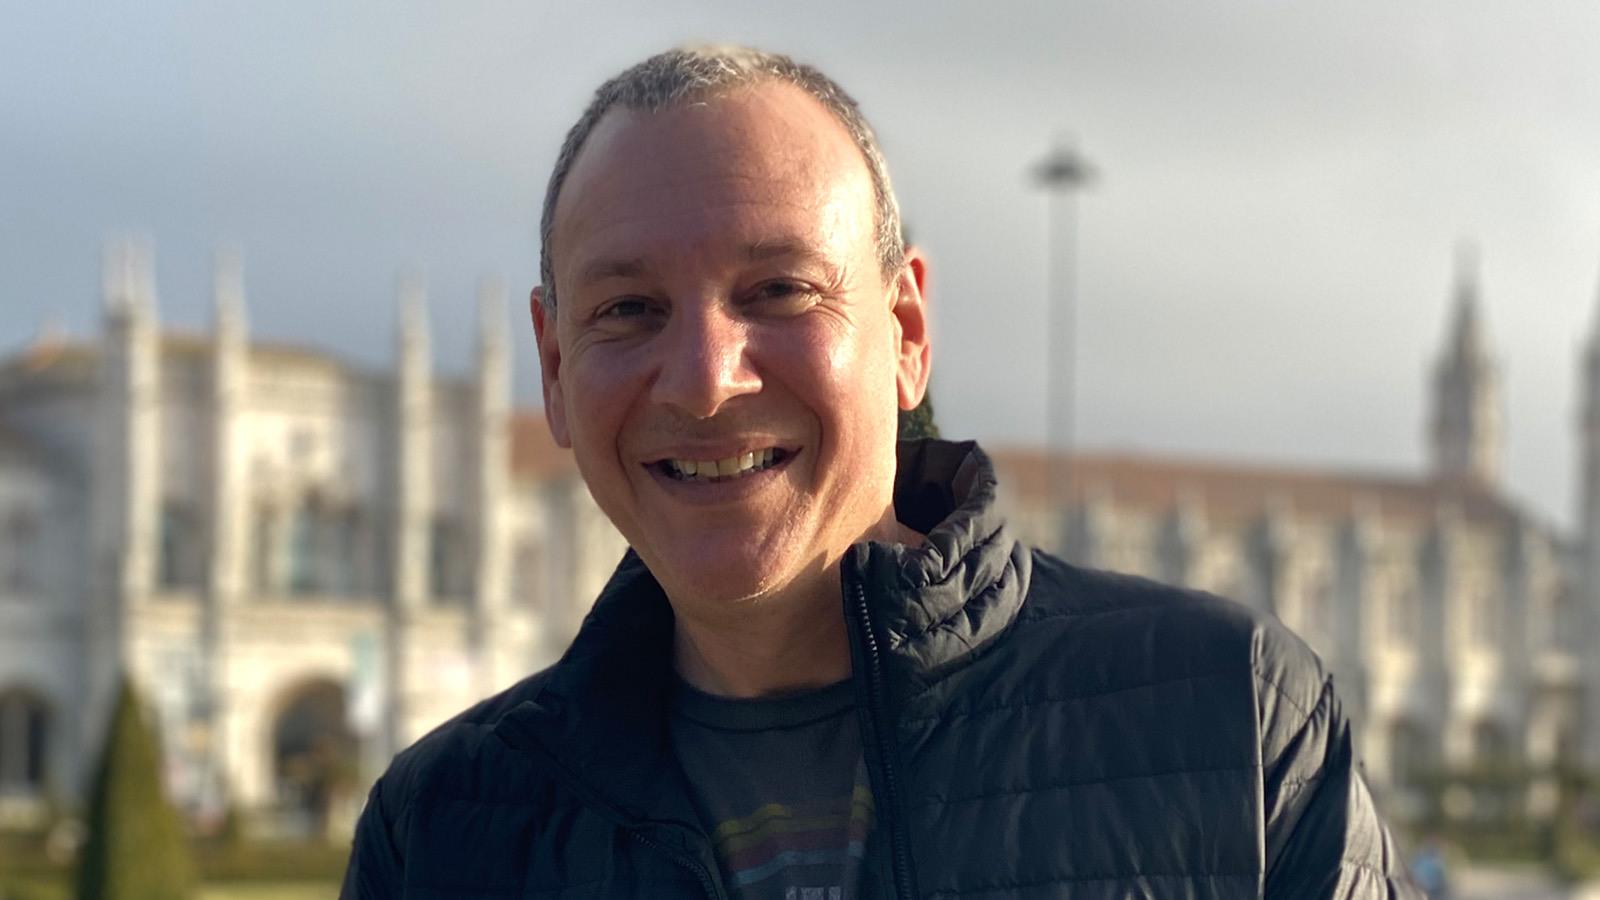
[650,447,795,483]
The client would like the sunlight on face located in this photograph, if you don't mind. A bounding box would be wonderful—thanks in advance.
[535,82,927,609]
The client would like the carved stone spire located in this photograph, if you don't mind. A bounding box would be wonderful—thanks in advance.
[103,236,155,318]
[1429,242,1503,488]
[212,245,247,339]
[393,268,432,612]
[471,276,511,693]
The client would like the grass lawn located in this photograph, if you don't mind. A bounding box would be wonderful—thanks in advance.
[0,878,339,899]
[202,883,340,899]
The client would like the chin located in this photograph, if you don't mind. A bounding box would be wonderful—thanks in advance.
[672,564,788,606]
[646,547,809,609]
[630,520,797,595]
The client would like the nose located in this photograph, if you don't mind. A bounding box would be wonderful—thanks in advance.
[650,304,762,419]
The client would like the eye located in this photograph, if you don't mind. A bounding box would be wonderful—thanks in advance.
[596,297,659,319]
[746,279,818,311]
[756,279,806,298]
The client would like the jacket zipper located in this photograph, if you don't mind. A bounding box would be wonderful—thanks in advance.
[628,826,723,900]
[850,574,917,900]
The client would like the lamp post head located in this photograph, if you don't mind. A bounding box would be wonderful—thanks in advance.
[1032,140,1095,192]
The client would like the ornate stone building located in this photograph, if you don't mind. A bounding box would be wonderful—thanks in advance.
[0,241,625,831]
[988,253,1592,817]
[0,240,1591,829]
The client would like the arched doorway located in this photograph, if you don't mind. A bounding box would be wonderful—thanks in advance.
[270,678,357,838]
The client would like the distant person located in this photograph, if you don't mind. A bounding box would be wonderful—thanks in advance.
[341,45,1420,898]
[1409,837,1453,898]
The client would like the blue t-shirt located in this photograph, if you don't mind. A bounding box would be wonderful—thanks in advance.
[671,679,875,900]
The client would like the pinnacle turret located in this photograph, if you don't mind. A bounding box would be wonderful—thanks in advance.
[1580,252,1600,570]
[1588,252,1600,356]
[1428,242,1502,488]
[1445,242,1488,363]
[397,268,429,359]
[102,237,156,318]
[212,246,247,336]
[475,275,508,358]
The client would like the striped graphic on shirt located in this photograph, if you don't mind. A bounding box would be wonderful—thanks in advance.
[709,781,875,889]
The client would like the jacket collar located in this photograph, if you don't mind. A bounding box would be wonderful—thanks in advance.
[852,439,1033,695]
[493,439,1031,818]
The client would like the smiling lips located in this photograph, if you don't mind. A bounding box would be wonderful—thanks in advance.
[657,448,791,482]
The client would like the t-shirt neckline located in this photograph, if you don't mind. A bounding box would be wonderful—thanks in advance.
[671,677,856,733]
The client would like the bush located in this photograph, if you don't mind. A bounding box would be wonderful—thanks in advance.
[898,393,940,441]
[74,676,197,900]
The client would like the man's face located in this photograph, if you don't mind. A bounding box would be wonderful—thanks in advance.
[533,81,930,608]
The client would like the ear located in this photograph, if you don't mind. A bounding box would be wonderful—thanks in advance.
[890,247,932,411]
[530,286,572,448]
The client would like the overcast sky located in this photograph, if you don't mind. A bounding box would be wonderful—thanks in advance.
[2,2,1597,530]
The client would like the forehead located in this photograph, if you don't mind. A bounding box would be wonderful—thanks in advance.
[551,81,876,287]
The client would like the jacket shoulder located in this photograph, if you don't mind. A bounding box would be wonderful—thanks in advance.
[366,665,560,820]
[1019,550,1332,745]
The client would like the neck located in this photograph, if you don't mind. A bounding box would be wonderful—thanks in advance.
[671,516,923,699]
[673,578,852,698]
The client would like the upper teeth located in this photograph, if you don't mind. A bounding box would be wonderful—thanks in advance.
[668,449,777,479]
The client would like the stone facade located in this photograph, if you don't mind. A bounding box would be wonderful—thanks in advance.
[0,240,1592,830]
[0,242,626,831]
[988,253,1593,819]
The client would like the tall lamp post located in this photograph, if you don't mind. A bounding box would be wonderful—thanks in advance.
[1031,138,1095,511]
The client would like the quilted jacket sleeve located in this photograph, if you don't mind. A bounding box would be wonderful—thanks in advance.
[1258,657,1423,899]
[339,772,407,900]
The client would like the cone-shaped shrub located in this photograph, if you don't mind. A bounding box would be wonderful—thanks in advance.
[898,393,940,441]
[76,676,196,900]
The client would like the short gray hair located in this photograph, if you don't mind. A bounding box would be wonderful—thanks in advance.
[539,45,906,309]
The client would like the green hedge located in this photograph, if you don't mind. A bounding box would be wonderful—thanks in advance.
[0,839,349,900]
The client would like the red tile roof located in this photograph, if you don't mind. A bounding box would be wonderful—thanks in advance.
[510,412,577,480]
[986,445,1530,530]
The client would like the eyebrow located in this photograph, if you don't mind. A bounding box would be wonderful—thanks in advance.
[577,257,649,288]
[574,239,832,289]
[745,238,814,263]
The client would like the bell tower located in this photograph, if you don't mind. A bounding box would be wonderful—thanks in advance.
[1429,244,1503,488]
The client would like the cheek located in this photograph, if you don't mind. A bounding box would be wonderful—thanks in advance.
[785,320,901,429]
[563,347,645,444]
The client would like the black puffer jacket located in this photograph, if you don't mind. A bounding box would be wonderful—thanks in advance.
[342,440,1420,899]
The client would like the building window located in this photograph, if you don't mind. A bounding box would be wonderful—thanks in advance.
[253,506,276,592]
[287,495,362,597]
[1389,720,1429,786]
[1550,586,1578,653]
[430,516,465,601]
[1555,724,1580,768]
[289,427,317,463]
[288,503,317,594]
[0,688,49,795]
[1472,720,1511,766]
[1469,587,1501,648]
[1299,570,1332,641]
[331,510,359,594]
[159,502,200,589]
[1388,583,1419,647]
[2,510,38,592]
[511,539,542,610]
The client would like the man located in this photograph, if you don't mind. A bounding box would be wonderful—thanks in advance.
[342,46,1418,899]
